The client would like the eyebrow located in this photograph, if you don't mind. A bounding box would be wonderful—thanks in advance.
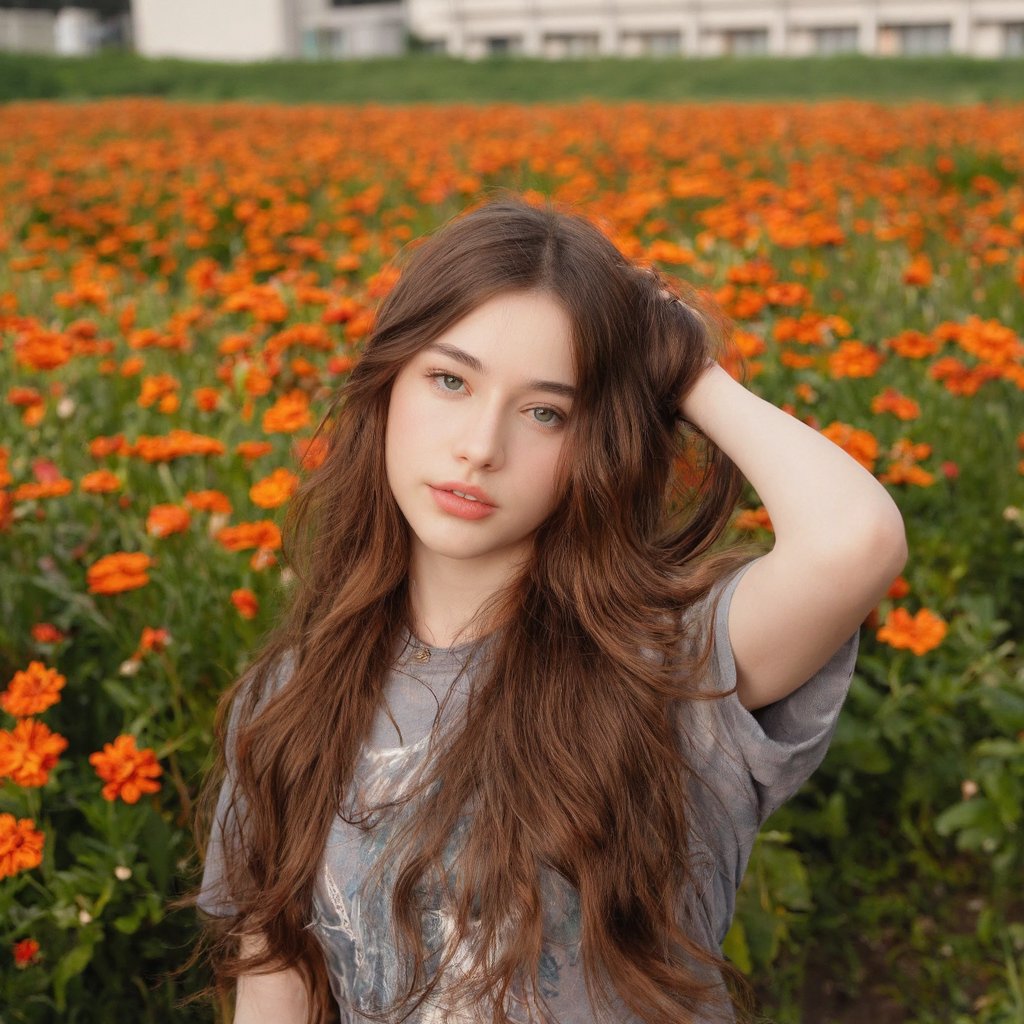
[422,342,577,400]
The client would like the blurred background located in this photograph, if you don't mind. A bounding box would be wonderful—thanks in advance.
[0,3,1022,1024]
[1,0,1023,61]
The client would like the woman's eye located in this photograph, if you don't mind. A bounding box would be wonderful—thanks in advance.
[532,408,561,426]
[427,371,465,393]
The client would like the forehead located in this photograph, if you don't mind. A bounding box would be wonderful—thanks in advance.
[412,291,577,391]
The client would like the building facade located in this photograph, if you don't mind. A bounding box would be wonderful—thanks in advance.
[0,6,106,55]
[408,0,1024,60]
[127,0,1024,62]
[130,0,404,61]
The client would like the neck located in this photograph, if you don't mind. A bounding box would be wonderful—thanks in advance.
[406,544,525,648]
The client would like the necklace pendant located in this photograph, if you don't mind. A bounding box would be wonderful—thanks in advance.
[413,646,431,663]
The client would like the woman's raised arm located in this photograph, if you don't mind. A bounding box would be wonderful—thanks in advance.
[679,361,908,710]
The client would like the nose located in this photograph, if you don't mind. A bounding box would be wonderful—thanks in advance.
[451,400,505,471]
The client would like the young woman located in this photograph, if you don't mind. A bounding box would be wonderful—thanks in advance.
[188,193,908,1024]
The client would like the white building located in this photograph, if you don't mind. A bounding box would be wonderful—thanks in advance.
[0,7,55,53]
[128,0,1024,61]
[131,0,405,61]
[409,0,1024,59]
[0,6,125,55]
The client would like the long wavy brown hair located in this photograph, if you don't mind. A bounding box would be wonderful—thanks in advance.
[178,191,765,1024]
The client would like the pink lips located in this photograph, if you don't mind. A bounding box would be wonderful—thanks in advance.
[429,485,496,520]
[431,481,496,505]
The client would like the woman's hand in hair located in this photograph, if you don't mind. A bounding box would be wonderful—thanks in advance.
[233,932,310,1023]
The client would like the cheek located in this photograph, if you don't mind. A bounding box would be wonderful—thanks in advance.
[386,383,427,455]
[528,446,565,513]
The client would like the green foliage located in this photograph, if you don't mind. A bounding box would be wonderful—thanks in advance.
[1,51,1024,105]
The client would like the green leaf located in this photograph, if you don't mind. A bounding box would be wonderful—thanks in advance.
[52,941,95,1012]
[722,919,752,973]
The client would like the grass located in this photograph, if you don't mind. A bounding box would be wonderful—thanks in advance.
[0,50,1023,105]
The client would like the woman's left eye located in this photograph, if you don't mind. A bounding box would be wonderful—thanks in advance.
[530,407,562,426]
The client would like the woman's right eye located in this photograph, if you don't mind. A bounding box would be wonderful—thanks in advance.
[426,370,465,393]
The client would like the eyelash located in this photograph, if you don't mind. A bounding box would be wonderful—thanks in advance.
[424,369,566,429]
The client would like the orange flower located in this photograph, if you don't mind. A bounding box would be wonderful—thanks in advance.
[645,239,696,266]
[250,467,299,509]
[0,814,44,879]
[871,387,921,421]
[764,282,811,307]
[730,329,766,363]
[88,433,128,457]
[30,623,65,645]
[827,340,885,379]
[878,437,937,487]
[128,429,225,463]
[80,468,122,494]
[779,350,815,370]
[86,552,153,595]
[0,719,69,787]
[294,435,328,471]
[1,661,66,717]
[12,479,74,501]
[956,315,1023,368]
[819,422,879,474]
[215,520,282,552]
[886,329,939,359]
[876,607,948,656]
[138,373,179,409]
[262,390,312,434]
[88,734,163,804]
[231,588,259,619]
[327,354,355,374]
[13,327,73,371]
[236,440,274,462]
[185,489,232,514]
[193,386,221,411]
[902,254,933,287]
[12,937,40,968]
[733,506,774,533]
[249,547,276,571]
[879,462,936,487]
[146,503,191,538]
[134,626,172,658]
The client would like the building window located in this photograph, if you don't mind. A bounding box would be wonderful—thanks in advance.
[893,23,951,55]
[1005,23,1024,56]
[812,25,858,54]
[625,30,682,57]
[486,36,522,55]
[725,29,769,56]
[543,33,600,58]
[303,27,346,59]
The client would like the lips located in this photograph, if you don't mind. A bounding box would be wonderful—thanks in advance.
[431,481,496,506]
[429,485,496,520]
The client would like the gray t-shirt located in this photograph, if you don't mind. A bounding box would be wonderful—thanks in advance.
[198,559,860,1021]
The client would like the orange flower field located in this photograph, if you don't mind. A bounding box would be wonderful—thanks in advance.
[0,97,1022,1021]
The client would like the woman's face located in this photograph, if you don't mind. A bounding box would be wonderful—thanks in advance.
[385,289,576,577]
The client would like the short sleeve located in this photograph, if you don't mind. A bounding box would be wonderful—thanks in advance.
[692,558,860,825]
[196,649,296,917]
